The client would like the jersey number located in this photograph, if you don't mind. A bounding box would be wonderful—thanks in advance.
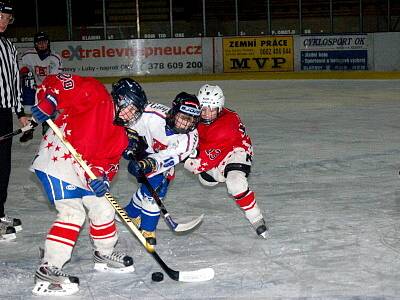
[163,157,175,168]
[56,73,74,90]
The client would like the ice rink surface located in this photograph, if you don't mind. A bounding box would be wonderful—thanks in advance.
[1,79,400,299]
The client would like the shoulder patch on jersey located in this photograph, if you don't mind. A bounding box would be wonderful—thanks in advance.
[147,102,170,113]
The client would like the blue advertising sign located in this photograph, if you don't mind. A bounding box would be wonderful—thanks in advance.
[301,50,368,71]
[299,35,368,71]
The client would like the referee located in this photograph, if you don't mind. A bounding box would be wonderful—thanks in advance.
[0,0,29,241]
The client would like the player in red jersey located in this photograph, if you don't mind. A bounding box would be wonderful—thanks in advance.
[184,84,267,239]
[29,74,140,296]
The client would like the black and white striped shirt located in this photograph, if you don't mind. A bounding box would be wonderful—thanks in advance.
[0,34,24,116]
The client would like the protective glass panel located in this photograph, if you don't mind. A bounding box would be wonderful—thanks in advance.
[140,0,170,38]
[270,0,299,35]
[238,0,269,36]
[333,0,360,33]
[302,0,331,34]
[205,0,236,37]
[172,0,203,38]
[363,0,388,32]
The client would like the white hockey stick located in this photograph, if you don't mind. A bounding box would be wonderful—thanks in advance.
[46,119,214,282]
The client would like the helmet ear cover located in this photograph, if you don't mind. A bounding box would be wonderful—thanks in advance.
[111,78,148,127]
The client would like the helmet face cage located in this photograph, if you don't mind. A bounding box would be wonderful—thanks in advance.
[168,92,201,134]
[34,32,50,56]
[197,84,225,124]
[111,78,148,127]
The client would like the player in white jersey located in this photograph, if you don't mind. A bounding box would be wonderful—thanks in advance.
[19,31,62,143]
[111,78,201,245]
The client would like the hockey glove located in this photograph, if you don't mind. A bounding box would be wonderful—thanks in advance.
[31,92,57,124]
[33,85,58,123]
[31,105,51,123]
[128,158,157,179]
[123,129,141,160]
[88,177,110,197]
[184,157,201,174]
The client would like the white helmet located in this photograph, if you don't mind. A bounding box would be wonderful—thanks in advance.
[197,84,225,111]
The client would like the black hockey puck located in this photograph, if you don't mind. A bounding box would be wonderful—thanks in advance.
[152,271,164,282]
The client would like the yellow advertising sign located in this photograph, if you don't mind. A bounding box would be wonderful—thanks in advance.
[223,36,294,72]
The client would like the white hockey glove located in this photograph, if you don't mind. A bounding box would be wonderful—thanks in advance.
[184,158,201,174]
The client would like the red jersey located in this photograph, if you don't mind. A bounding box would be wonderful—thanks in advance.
[196,108,252,171]
[35,74,128,181]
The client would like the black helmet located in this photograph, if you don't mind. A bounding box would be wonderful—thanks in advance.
[34,31,49,44]
[167,92,201,134]
[0,1,13,14]
[34,31,51,59]
[111,78,148,127]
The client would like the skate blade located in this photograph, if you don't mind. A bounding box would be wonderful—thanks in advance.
[0,232,16,242]
[32,281,79,296]
[94,263,135,274]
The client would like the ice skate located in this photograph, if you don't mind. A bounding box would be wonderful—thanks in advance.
[93,250,134,273]
[0,215,22,232]
[32,263,79,296]
[0,222,16,241]
[252,218,268,239]
[142,229,156,245]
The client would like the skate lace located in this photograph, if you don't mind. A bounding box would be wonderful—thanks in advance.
[105,252,127,263]
[47,265,71,278]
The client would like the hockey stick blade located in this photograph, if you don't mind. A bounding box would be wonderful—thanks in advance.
[152,251,214,282]
[46,120,215,283]
[173,214,204,232]
[130,154,204,233]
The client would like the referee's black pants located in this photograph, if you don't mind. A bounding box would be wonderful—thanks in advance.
[0,108,13,218]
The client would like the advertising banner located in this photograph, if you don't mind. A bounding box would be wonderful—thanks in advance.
[16,38,206,77]
[300,35,368,71]
[222,36,294,72]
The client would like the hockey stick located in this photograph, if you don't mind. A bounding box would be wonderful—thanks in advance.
[128,153,204,233]
[45,119,214,282]
[0,120,37,142]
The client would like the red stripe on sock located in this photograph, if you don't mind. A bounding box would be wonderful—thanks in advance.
[48,224,80,242]
[234,190,255,210]
[90,221,116,238]
[53,221,81,229]
[91,232,117,240]
[90,219,114,229]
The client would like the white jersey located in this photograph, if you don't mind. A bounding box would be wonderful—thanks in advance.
[30,124,88,190]
[20,49,63,85]
[129,102,199,176]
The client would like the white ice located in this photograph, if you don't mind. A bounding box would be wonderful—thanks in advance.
[1,79,400,299]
